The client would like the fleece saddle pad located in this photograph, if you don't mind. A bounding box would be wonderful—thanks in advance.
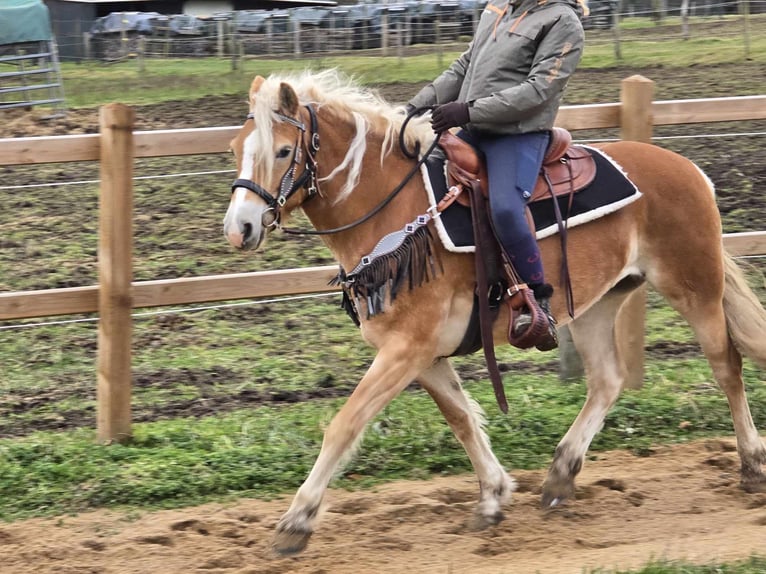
[422,144,642,253]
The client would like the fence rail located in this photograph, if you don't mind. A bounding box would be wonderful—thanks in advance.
[1,77,765,442]
[3,96,764,167]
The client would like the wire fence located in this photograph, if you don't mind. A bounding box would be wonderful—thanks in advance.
[1,128,763,332]
[44,1,765,64]
[2,130,763,193]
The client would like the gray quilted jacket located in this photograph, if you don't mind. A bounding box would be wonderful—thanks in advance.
[409,0,585,135]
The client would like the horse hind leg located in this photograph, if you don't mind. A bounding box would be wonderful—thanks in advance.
[652,253,766,492]
[701,256,766,490]
[541,284,636,508]
[417,358,515,528]
[272,340,434,555]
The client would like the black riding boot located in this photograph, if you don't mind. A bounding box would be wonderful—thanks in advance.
[512,283,558,351]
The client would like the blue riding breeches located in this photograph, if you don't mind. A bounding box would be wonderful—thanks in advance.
[458,129,550,287]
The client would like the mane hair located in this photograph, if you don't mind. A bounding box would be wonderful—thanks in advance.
[249,69,434,201]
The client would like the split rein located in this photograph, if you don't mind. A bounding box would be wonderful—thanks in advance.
[231,105,438,237]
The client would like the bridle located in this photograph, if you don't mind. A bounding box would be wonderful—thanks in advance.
[230,104,320,229]
[230,104,439,236]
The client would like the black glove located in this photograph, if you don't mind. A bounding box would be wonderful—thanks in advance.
[431,102,470,133]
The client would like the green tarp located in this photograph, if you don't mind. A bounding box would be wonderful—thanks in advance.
[0,0,52,46]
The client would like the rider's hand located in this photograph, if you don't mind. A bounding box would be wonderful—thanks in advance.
[431,102,470,133]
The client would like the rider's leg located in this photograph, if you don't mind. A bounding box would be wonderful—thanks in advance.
[476,131,557,349]
[477,131,549,287]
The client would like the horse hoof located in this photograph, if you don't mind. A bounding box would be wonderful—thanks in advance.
[540,492,568,509]
[541,478,575,509]
[741,477,766,494]
[272,527,313,556]
[541,481,574,509]
[469,510,505,531]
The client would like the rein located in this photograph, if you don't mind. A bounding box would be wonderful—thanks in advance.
[232,105,439,237]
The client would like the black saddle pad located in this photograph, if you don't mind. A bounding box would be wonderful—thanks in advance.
[422,145,641,252]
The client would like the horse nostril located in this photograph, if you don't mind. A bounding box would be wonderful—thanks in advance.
[243,222,253,242]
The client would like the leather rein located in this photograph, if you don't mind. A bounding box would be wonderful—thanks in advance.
[231,105,439,236]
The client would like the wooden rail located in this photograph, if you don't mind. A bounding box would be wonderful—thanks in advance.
[0,266,341,320]
[1,76,764,442]
[2,95,764,166]
[1,231,763,321]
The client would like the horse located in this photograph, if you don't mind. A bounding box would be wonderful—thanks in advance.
[222,70,766,555]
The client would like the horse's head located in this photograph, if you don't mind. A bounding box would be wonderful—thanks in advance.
[223,70,434,251]
[223,76,317,250]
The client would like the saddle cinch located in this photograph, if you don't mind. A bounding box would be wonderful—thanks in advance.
[436,128,596,349]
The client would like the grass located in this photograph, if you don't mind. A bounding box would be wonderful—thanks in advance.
[591,557,766,573]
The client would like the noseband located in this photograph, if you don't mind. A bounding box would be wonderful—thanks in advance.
[231,105,320,226]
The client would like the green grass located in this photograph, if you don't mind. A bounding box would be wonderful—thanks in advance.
[1,334,764,521]
[616,14,751,30]
[592,557,766,573]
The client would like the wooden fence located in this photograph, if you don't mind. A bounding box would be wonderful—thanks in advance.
[1,76,765,443]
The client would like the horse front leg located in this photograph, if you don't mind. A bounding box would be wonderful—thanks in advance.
[542,290,629,508]
[272,339,433,555]
[417,358,515,528]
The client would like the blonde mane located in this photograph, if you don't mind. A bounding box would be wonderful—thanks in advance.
[248,69,433,201]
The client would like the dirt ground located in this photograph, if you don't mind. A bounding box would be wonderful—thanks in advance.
[2,438,766,574]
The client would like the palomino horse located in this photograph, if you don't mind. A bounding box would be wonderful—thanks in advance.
[222,70,766,554]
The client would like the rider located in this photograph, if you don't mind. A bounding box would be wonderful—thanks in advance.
[407,0,586,350]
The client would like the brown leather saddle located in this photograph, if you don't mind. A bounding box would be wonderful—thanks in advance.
[434,128,595,413]
[437,127,596,210]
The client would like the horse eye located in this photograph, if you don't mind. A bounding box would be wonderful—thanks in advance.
[276,146,292,159]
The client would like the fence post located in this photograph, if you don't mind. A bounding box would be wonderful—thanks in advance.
[681,0,690,39]
[266,18,273,55]
[97,104,135,444]
[83,32,91,61]
[217,19,225,58]
[230,21,239,71]
[120,13,128,59]
[137,36,145,72]
[435,12,443,67]
[621,75,654,143]
[381,11,389,56]
[612,0,622,60]
[293,11,301,56]
[617,75,654,389]
[558,75,653,386]
[741,0,751,59]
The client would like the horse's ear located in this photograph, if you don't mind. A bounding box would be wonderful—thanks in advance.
[278,82,299,116]
[250,75,265,96]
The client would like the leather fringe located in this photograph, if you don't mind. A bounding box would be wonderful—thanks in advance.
[330,225,440,323]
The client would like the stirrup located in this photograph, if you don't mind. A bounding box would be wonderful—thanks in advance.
[535,298,558,352]
[507,288,557,350]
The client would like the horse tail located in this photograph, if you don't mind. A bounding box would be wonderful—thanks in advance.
[722,252,766,368]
